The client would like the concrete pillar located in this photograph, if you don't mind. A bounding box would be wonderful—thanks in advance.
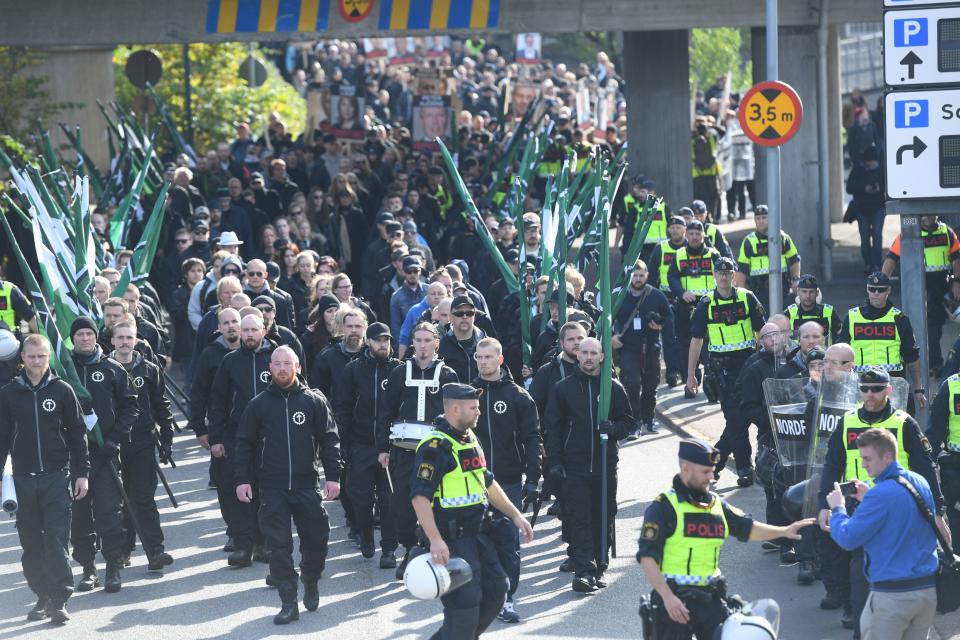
[827,25,844,224]
[31,47,116,172]
[752,27,823,276]
[623,30,692,209]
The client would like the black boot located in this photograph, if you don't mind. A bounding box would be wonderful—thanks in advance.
[572,573,598,593]
[274,584,300,625]
[44,601,69,625]
[797,560,816,585]
[227,548,253,567]
[104,560,122,593]
[252,544,270,563]
[395,548,412,581]
[302,580,320,612]
[76,563,99,592]
[26,597,48,621]
[147,549,174,572]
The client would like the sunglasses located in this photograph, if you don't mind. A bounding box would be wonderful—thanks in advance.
[222,269,241,276]
[452,310,475,317]
[248,271,264,277]
[859,385,887,393]
[867,286,890,293]
[256,307,273,313]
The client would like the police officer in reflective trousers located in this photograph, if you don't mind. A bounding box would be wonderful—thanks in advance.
[638,439,813,640]
[411,383,534,639]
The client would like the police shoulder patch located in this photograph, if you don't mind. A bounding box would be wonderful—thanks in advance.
[641,522,659,540]
[417,463,435,481]
[428,438,440,448]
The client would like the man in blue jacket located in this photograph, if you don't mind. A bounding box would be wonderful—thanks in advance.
[827,427,944,640]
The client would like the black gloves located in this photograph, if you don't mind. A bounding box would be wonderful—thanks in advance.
[521,481,540,511]
[598,420,613,436]
[158,443,173,465]
[549,464,567,482]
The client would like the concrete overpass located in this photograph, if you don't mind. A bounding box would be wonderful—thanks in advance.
[3,0,885,277]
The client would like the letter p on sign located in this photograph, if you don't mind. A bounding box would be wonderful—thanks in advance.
[894,18,927,47]
[895,100,928,128]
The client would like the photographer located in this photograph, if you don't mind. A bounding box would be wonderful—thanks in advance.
[827,428,943,640]
[612,261,673,439]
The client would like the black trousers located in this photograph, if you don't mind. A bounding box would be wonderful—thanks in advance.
[388,446,419,550]
[819,532,851,604]
[561,472,617,576]
[712,357,752,473]
[71,455,125,565]
[727,180,756,218]
[15,470,74,604]
[619,345,661,424]
[212,455,260,552]
[651,586,729,639]
[430,534,508,640]
[120,441,164,555]
[259,487,330,603]
[849,549,868,640]
[348,442,397,552]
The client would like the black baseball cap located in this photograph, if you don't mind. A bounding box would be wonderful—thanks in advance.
[798,274,818,289]
[859,368,891,384]
[451,294,475,310]
[866,272,891,287]
[686,220,704,232]
[366,322,391,340]
[252,295,276,310]
[678,439,721,467]
[715,257,737,272]
[691,200,707,215]
[402,256,422,272]
[668,216,686,227]
[376,211,396,225]
[442,382,483,400]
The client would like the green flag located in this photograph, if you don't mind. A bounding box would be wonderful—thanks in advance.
[113,183,171,296]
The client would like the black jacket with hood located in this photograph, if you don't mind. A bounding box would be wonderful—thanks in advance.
[471,367,542,486]
[208,338,277,452]
[71,345,139,451]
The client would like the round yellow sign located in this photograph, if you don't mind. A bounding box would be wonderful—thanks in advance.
[737,81,804,148]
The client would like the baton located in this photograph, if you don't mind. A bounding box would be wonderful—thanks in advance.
[164,389,190,426]
[385,465,394,494]
[163,370,191,403]
[154,458,179,509]
[106,459,147,549]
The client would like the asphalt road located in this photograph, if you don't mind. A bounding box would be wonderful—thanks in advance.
[0,411,887,640]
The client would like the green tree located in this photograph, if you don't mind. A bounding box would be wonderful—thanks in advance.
[689,28,752,96]
[114,44,306,154]
[0,48,75,142]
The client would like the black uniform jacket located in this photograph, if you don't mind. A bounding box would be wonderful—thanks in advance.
[331,349,402,450]
[71,346,139,451]
[208,338,277,453]
[0,371,89,479]
[543,367,634,475]
[117,351,176,448]
[189,334,234,435]
[234,379,341,490]
[472,367,542,486]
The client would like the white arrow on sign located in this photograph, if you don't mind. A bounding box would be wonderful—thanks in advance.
[885,89,960,199]
[883,7,960,87]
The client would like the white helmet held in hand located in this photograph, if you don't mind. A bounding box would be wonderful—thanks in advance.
[720,598,781,639]
[0,329,19,361]
[404,552,473,599]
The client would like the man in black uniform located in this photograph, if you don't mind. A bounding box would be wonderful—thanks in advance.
[686,257,766,485]
[253,295,305,364]
[333,322,402,567]
[110,319,176,571]
[377,321,458,577]
[208,313,275,567]
[0,334,88,624]
[439,295,486,384]
[235,346,341,625]
[69,316,139,594]
[309,307,366,397]
[544,337,634,593]
[529,321,586,418]
[638,439,813,640]
[411,382,534,639]
[472,337,542,623]
[817,368,945,638]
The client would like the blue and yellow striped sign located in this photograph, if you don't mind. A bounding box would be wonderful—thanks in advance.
[206,0,332,34]
[378,0,500,31]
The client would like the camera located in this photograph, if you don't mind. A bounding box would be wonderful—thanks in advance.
[646,311,665,326]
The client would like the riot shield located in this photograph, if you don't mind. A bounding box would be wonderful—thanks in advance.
[799,372,909,516]
[762,377,815,488]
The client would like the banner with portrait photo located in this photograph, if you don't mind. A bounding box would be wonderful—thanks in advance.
[515,33,542,65]
[388,37,418,66]
[412,95,452,154]
[419,35,451,66]
[305,85,331,144]
[508,80,540,119]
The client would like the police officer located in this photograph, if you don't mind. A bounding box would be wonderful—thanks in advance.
[544,337,634,593]
[617,177,667,262]
[377,321,458,577]
[691,199,733,258]
[882,215,960,375]
[837,272,926,410]
[110,319,176,571]
[0,276,37,335]
[614,260,673,437]
[410,382,534,639]
[208,312,275,567]
[925,370,960,543]
[0,334,88,624]
[235,346,341,625]
[637,439,813,640]
[686,257,767,485]
[69,316,139,594]
[439,295,486,384]
[817,368,945,637]
[332,322,402,567]
[647,218,687,387]
[472,337,541,622]
[786,274,838,344]
[670,220,722,400]
[0,328,19,384]
[735,204,802,309]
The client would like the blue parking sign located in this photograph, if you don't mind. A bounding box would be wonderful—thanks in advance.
[895,100,929,128]
[894,18,928,47]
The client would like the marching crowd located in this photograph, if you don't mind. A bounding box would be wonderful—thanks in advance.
[0,35,958,640]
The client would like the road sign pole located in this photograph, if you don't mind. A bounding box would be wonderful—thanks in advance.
[899,213,929,423]
[766,0,784,313]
